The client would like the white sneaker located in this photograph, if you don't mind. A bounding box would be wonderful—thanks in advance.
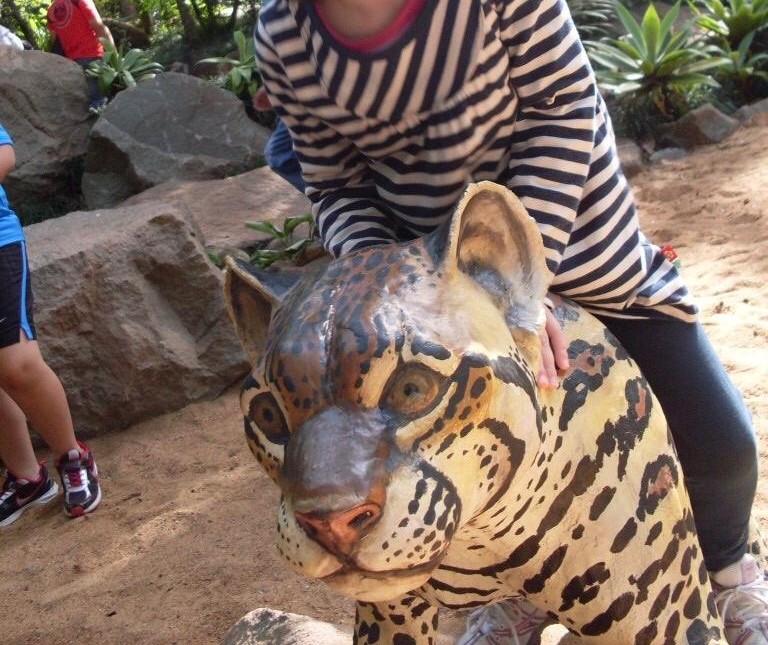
[714,555,768,644]
[456,599,552,645]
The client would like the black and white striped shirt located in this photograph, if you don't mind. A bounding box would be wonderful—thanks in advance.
[255,0,697,320]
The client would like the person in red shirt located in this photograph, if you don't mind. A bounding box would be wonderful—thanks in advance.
[46,0,114,112]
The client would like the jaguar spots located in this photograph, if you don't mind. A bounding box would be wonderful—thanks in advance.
[224,182,725,644]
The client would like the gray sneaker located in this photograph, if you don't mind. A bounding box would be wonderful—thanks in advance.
[456,599,553,645]
[715,555,768,645]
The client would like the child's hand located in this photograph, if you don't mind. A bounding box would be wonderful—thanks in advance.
[537,304,569,389]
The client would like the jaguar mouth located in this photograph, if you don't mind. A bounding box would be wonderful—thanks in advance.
[320,554,444,602]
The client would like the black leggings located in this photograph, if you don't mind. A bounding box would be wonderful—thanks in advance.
[597,315,757,572]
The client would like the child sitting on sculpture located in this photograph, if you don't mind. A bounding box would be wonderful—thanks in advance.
[253,0,768,642]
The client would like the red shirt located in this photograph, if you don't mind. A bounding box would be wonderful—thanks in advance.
[47,0,104,60]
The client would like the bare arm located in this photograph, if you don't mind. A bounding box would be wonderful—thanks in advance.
[88,6,115,48]
[0,144,15,182]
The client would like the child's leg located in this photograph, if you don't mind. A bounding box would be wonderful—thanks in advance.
[0,333,80,459]
[0,387,40,480]
[597,316,757,573]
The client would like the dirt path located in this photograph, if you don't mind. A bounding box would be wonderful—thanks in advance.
[2,126,767,645]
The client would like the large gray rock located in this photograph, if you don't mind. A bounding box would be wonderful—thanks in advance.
[81,72,271,209]
[0,48,91,207]
[123,166,312,251]
[25,201,249,436]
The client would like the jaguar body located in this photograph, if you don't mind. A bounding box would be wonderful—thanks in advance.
[224,182,724,643]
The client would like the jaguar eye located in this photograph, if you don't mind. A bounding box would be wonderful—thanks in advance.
[248,392,290,445]
[382,363,444,418]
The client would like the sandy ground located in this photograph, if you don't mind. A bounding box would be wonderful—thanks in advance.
[2,125,767,645]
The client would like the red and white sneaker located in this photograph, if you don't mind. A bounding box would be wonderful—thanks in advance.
[0,462,59,527]
[55,440,101,518]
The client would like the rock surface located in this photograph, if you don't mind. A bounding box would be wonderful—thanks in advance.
[0,48,91,207]
[81,72,271,209]
[25,201,248,436]
[223,608,352,645]
[124,166,311,251]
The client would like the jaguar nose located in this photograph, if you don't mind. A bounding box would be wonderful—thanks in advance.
[294,502,382,556]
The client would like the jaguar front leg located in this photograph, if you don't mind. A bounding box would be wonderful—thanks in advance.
[354,595,439,645]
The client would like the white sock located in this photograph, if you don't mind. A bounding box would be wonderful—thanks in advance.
[712,554,761,588]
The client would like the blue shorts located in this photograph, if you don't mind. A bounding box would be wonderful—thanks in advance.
[0,241,36,348]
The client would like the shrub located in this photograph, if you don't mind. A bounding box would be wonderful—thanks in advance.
[689,0,768,49]
[587,2,728,135]
[87,39,165,99]
[569,0,623,41]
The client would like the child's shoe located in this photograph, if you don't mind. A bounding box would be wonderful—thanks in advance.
[714,554,768,644]
[0,462,59,527]
[457,599,553,645]
[55,440,101,518]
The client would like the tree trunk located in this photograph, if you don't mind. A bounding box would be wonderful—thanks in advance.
[227,0,241,32]
[4,0,40,49]
[139,9,153,36]
[175,0,200,44]
[118,0,137,20]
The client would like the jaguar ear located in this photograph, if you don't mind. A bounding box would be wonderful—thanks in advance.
[437,181,552,331]
[223,257,304,365]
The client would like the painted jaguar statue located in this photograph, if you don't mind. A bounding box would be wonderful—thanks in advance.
[224,182,727,644]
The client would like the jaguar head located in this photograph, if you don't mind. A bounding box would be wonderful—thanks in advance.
[224,182,552,601]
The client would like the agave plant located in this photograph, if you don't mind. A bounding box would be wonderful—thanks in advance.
[86,39,164,98]
[587,2,729,115]
[708,29,768,101]
[689,0,768,49]
[568,0,623,41]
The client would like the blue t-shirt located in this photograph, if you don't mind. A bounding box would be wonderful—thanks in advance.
[0,124,23,247]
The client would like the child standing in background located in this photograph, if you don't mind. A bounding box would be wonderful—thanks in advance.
[0,123,101,526]
[254,0,768,642]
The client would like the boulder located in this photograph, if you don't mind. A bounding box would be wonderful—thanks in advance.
[81,72,271,209]
[25,201,249,437]
[0,48,91,207]
[733,97,768,127]
[657,103,740,149]
[615,137,646,178]
[223,609,352,645]
[123,166,312,251]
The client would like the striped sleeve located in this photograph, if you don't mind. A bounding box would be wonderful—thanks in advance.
[495,0,598,276]
[255,8,400,256]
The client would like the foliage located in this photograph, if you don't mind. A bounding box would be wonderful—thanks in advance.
[688,0,768,48]
[706,29,768,103]
[245,214,316,268]
[86,38,164,98]
[568,0,623,42]
[194,29,260,98]
[587,2,729,124]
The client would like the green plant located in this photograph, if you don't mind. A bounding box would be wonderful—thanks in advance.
[708,29,768,101]
[87,38,165,98]
[246,214,316,268]
[569,0,623,42]
[195,29,261,99]
[587,2,728,118]
[689,0,768,48]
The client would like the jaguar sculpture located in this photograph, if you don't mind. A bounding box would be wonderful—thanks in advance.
[224,181,725,644]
